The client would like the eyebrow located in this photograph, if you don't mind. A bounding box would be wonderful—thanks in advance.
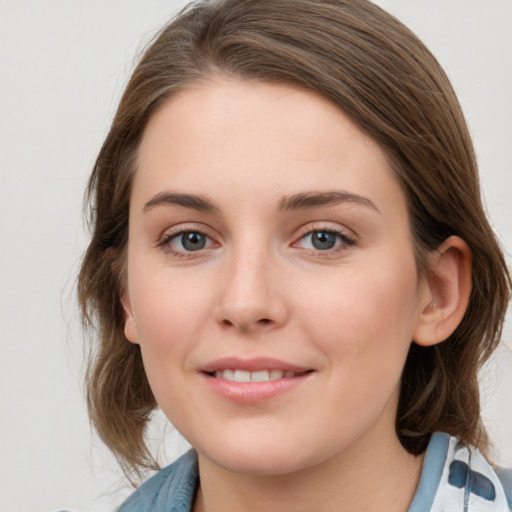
[142,190,379,215]
[278,191,380,213]
[143,192,220,213]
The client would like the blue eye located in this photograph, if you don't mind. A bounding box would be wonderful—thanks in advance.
[181,232,206,251]
[168,231,210,252]
[299,229,354,252]
[309,231,337,250]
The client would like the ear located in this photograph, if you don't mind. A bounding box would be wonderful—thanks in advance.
[413,236,472,347]
[121,288,140,344]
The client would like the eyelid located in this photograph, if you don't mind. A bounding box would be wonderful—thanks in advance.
[156,222,217,244]
[293,221,357,241]
[292,222,357,254]
[157,223,220,258]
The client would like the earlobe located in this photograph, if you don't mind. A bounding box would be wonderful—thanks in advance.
[413,236,472,347]
[121,288,140,344]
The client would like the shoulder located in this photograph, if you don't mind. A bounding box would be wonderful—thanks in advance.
[409,433,512,512]
[118,450,199,512]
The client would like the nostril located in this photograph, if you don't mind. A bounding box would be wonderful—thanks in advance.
[220,318,271,328]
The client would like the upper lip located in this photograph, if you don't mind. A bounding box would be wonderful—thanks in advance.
[200,357,313,373]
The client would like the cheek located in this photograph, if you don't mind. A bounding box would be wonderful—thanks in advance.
[129,274,210,416]
[295,254,420,367]
[127,264,213,365]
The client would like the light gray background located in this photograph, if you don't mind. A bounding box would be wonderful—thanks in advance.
[1,1,511,511]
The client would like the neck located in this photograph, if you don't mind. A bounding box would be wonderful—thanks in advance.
[193,430,424,512]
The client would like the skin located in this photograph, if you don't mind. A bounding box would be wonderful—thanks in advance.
[122,79,472,512]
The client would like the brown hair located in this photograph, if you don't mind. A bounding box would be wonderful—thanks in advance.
[78,0,511,480]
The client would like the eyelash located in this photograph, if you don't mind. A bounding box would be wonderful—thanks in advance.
[158,226,356,259]
[158,228,217,259]
[294,227,356,256]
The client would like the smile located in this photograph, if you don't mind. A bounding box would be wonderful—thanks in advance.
[213,369,304,382]
[200,358,315,403]
[203,372,313,404]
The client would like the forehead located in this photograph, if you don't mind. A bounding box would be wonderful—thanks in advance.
[134,79,406,219]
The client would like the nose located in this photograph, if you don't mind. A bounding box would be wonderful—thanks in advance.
[214,246,289,333]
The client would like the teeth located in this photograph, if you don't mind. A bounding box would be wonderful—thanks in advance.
[215,369,234,380]
[270,369,284,380]
[214,369,298,382]
[251,370,271,382]
[234,370,251,382]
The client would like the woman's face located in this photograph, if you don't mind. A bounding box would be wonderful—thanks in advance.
[123,79,431,475]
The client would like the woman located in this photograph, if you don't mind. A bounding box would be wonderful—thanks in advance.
[78,0,512,510]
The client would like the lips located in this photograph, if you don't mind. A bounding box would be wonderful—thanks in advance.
[214,369,302,382]
[201,357,310,372]
[199,357,315,403]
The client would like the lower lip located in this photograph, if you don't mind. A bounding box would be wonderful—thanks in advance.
[201,372,313,404]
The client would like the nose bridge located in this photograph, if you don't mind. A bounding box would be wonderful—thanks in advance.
[216,239,287,331]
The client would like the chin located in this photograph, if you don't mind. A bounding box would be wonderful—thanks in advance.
[194,430,332,477]
[207,449,311,476]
